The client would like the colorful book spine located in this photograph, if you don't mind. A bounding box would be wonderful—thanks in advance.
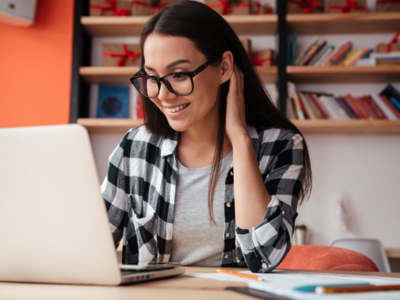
[337,96,358,119]
[287,82,305,120]
[360,96,379,119]
[355,97,375,120]
[348,94,370,119]
[309,93,328,118]
[303,93,321,119]
[364,95,387,119]
[333,97,352,119]
[371,93,398,120]
[380,94,400,119]
[298,92,315,119]
[343,95,362,119]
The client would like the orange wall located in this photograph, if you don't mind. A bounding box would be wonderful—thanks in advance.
[0,0,74,128]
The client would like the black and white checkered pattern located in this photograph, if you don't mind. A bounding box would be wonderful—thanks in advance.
[101,125,304,273]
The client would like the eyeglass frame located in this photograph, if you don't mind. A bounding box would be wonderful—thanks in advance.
[129,53,223,98]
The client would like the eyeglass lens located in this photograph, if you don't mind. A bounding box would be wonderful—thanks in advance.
[133,73,192,98]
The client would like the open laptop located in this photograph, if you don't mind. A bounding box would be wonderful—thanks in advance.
[0,124,184,285]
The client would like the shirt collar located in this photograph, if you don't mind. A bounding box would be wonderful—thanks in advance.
[161,129,179,158]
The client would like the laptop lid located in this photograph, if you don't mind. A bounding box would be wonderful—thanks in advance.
[0,124,122,285]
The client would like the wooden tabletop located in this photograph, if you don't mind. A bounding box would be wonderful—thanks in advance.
[1,267,400,300]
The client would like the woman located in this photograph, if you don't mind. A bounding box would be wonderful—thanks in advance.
[101,0,312,273]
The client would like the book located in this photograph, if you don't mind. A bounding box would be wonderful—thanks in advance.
[355,96,375,120]
[380,94,400,119]
[327,41,353,66]
[337,96,358,119]
[96,85,130,119]
[333,97,352,119]
[287,82,305,120]
[344,49,369,67]
[364,95,387,119]
[286,97,295,119]
[348,94,370,119]
[308,93,328,118]
[295,37,318,65]
[308,44,330,66]
[380,84,400,112]
[343,95,362,119]
[331,43,353,66]
[303,41,327,66]
[300,92,319,119]
[317,96,339,119]
[298,92,315,119]
[304,93,322,118]
[314,46,335,66]
[359,96,378,119]
[371,93,398,120]
[328,96,351,120]
[319,49,337,66]
[339,49,363,66]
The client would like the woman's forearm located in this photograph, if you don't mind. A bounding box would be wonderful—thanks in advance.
[231,133,271,229]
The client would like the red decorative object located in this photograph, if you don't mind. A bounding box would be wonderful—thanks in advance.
[287,0,324,13]
[131,0,167,15]
[253,51,273,66]
[254,1,272,14]
[205,0,250,15]
[103,44,141,66]
[328,0,367,13]
[90,0,131,16]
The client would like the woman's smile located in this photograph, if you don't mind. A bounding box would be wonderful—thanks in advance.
[162,103,191,118]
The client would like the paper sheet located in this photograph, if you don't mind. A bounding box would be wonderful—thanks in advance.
[188,270,400,299]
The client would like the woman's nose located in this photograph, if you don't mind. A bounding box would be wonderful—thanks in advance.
[158,80,177,101]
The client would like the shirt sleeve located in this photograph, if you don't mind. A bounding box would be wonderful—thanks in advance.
[100,132,131,249]
[235,131,304,273]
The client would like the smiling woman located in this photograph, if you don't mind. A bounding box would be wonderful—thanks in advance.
[101,0,312,273]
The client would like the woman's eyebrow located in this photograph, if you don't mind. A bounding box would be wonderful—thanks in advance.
[144,59,192,71]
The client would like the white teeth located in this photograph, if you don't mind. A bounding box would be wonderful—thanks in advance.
[165,104,188,113]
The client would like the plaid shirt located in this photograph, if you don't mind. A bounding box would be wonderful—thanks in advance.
[101,124,304,273]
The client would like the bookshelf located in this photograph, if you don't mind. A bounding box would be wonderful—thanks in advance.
[79,66,278,84]
[287,12,400,35]
[81,15,278,37]
[71,1,400,135]
[287,66,400,84]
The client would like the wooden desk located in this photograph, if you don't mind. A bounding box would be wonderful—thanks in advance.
[1,267,400,300]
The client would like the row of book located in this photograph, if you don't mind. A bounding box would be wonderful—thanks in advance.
[287,83,400,120]
[291,36,374,67]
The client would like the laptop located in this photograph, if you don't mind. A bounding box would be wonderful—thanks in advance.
[0,124,184,285]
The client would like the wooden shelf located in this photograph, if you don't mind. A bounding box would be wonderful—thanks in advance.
[287,12,400,35]
[291,120,400,134]
[79,66,278,84]
[78,118,144,133]
[287,66,400,84]
[386,248,400,259]
[77,118,400,134]
[81,15,278,37]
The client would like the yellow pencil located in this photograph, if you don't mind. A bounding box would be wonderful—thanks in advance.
[217,269,264,281]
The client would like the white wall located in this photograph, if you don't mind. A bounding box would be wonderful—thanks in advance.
[89,0,400,248]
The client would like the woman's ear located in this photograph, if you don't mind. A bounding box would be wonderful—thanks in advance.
[219,51,234,84]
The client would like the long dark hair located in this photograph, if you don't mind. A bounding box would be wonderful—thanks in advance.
[139,0,312,223]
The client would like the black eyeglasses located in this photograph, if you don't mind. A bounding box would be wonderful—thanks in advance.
[130,53,222,98]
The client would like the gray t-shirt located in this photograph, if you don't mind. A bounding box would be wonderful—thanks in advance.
[170,151,233,266]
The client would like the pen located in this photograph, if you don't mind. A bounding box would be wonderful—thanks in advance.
[316,284,400,294]
[293,282,371,293]
[216,269,264,281]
